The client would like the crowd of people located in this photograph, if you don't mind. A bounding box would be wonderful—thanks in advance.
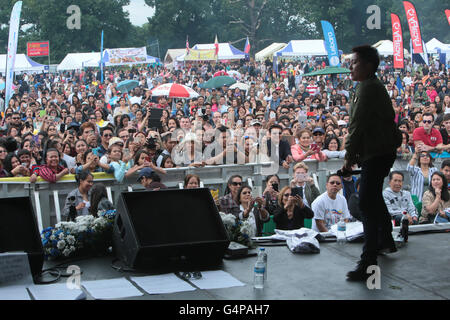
[0,50,449,231]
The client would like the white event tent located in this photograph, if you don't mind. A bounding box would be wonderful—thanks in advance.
[176,43,246,61]
[58,51,160,71]
[373,40,409,57]
[255,43,287,61]
[273,40,328,58]
[426,38,450,54]
[0,54,48,74]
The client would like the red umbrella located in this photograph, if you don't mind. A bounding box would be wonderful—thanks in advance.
[150,83,199,98]
[214,70,229,77]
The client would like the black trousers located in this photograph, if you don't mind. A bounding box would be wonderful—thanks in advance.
[358,153,396,263]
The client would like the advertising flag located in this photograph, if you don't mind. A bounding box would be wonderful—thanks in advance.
[100,30,104,83]
[5,1,23,108]
[403,1,423,54]
[186,36,190,55]
[320,20,340,67]
[446,9,450,25]
[391,13,404,69]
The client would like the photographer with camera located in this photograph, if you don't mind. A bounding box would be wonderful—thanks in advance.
[62,170,94,221]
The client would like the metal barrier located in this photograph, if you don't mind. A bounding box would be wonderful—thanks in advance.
[0,157,443,231]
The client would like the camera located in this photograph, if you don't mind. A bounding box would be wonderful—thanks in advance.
[146,137,157,150]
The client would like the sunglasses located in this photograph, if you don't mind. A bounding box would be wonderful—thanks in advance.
[242,191,252,195]
[329,181,341,185]
[231,182,242,186]
[419,154,429,158]
[103,134,113,137]
[423,120,433,124]
[313,132,324,136]
[283,193,291,197]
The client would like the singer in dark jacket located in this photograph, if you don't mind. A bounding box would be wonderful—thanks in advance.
[273,186,314,230]
[343,45,402,282]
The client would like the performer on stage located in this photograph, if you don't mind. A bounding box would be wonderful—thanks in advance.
[343,45,402,281]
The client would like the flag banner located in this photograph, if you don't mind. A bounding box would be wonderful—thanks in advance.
[100,30,104,83]
[446,10,450,25]
[184,49,217,61]
[320,20,340,67]
[105,47,147,65]
[5,1,23,108]
[244,37,251,55]
[403,1,423,54]
[391,13,404,69]
[214,35,219,57]
[27,41,49,57]
[186,36,190,55]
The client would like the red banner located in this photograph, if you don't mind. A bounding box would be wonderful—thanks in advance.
[403,1,423,54]
[391,13,404,69]
[446,9,450,26]
[27,41,49,57]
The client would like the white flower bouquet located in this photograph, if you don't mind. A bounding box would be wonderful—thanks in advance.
[219,212,255,248]
[41,210,116,260]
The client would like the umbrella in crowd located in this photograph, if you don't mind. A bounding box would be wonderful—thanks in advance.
[151,83,199,98]
[229,82,250,91]
[117,80,139,93]
[302,66,351,77]
[200,76,236,89]
[227,70,241,79]
[214,70,229,77]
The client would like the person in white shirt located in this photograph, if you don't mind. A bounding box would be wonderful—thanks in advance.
[311,173,352,232]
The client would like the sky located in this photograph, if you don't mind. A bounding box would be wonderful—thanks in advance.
[123,0,155,26]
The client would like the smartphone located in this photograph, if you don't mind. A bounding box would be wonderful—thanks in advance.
[291,186,303,198]
[128,128,136,134]
[272,183,279,192]
[145,156,151,162]
[270,113,276,119]
[123,148,130,158]
[311,143,318,151]
[60,123,66,134]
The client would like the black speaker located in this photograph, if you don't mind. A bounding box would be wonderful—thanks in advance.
[0,196,44,279]
[113,188,230,271]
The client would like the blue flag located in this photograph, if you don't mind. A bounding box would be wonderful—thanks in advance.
[396,75,404,94]
[321,20,340,67]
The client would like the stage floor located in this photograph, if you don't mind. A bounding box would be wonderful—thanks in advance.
[44,232,450,300]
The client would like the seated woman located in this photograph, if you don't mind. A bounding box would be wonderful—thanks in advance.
[30,148,69,183]
[262,174,280,216]
[75,150,114,175]
[62,170,94,221]
[407,150,438,201]
[237,185,270,237]
[89,184,114,217]
[3,152,30,177]
[420,172,450,224]
[219,175,243,216]
[273,186,314,230]
[322,135,346,159]
[184,174,201,189]
[289,162,320,208]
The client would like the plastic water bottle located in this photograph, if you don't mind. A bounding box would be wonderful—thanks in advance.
[253,254,265,289]
[259,247,268,280]
[336,217,347,245]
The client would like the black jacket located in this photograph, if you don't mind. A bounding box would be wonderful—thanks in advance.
[273,205,314,230]
[266,139,292,165]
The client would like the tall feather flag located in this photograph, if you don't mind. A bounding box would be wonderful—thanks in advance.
[186,35,190,55]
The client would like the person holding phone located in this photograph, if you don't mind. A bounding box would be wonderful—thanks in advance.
[237,185,270,237]
[291,129,327,162]
[289,162,320,208]
[273,186,314,230]
[262,175,281,215]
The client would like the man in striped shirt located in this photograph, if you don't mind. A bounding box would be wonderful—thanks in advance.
[306,79,318,97]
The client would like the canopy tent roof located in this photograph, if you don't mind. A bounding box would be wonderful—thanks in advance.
[164,49,186,64]
[177,43,246,61]
[303,66,351,77]
[57,52,160,71]
[373,40,409,57]
[426,38,450,54]
[0,54,47,74]
[273,40,327,57]
[255,43,287,61]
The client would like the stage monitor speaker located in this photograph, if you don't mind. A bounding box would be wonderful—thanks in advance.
[0,196,44,279]
[113,188,230,271]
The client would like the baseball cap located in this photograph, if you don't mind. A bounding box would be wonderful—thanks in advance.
[251,120,262,126]
[337,120,347,127]
[108,137,124,148]
[137,167,154,182]
[312,127,325,134]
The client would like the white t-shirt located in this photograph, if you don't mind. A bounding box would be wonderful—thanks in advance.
[311,192,351,232]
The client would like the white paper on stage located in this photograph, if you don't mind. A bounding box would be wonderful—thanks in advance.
[330,221,364,241]
[0,252,34,286]
[130,274,196,294]
[0,285,30,300]
[189,270,245,290]
[28,283,85,300]
[82,278,143,299]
